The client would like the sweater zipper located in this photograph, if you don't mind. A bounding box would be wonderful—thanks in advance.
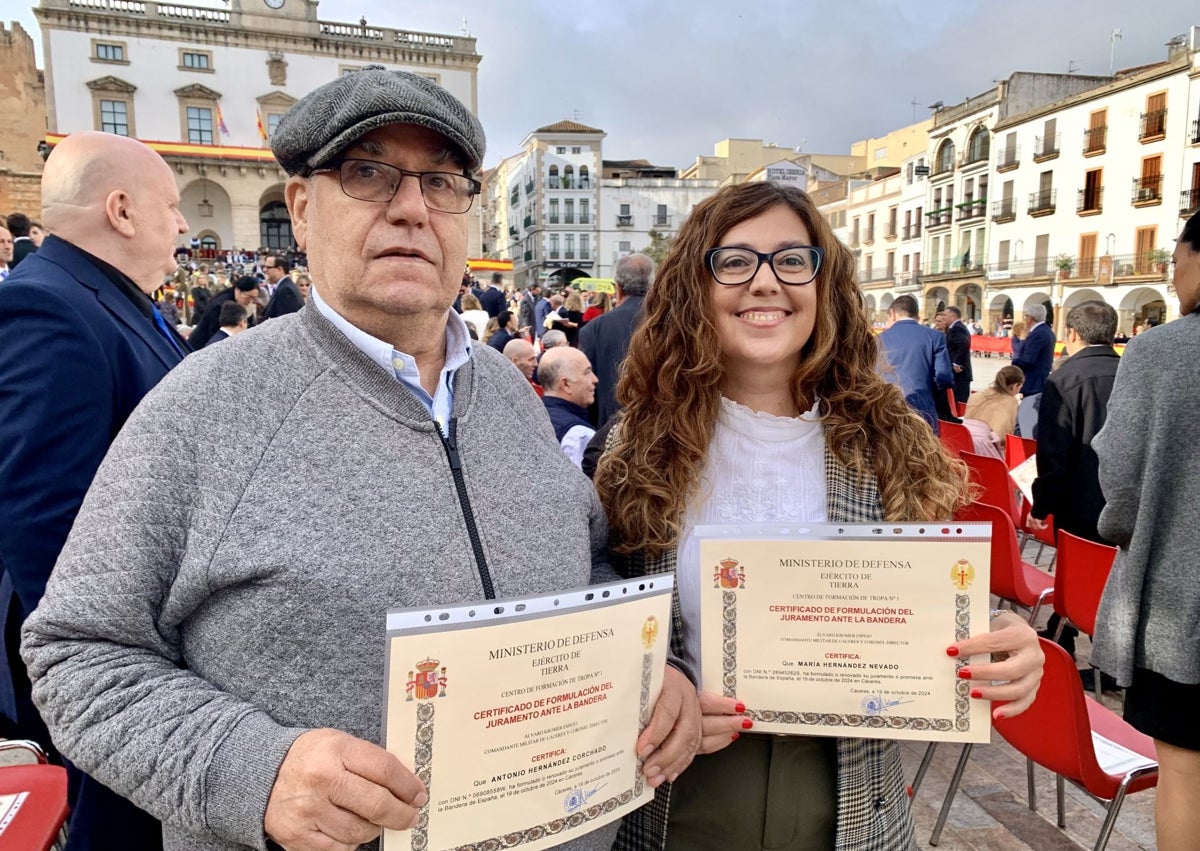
[439,417,495,599]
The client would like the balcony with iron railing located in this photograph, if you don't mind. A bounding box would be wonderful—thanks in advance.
[991,198,1016,223]
[925,208,953,229]
[1077,187,1103,215]
[524,179,534,194]
[884,224,898,240]
[580,248,591,260]
[985,252,1167,283]
[652,214,672,227]
[957,198,987,222]
[1139,109,1167,142]
[863,229,875,246]
[1192,118,1200,145]
[548,213,559,224]
[548,250,560,260]
[1182,188,1200,217]
[1083,125,1107,156]
[523,214,535,229]
[1032,133,1061,162]
[616,214,633,227]
[510,190,519,206]
[1028,189,1056,216]
[901,224,922,240]
[546,177,589,190]
[996,145,1020,172]
[1131,175,1163,206]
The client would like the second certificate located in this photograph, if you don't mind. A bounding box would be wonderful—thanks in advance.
[698,524,991,743]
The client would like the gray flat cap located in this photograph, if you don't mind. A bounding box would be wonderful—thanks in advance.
[272,65,485,176]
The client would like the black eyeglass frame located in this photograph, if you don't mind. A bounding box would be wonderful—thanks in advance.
[311,158,482,214]
[704,245,825,286]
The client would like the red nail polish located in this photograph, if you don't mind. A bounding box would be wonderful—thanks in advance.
[741,718,754,729]
[945,646,960,657]
[957,669,973,680]
[730,732,740,742]
[735,702,746,714]
[970,689,982,699]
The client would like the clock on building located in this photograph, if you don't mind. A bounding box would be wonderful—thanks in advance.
[264,0,285,8]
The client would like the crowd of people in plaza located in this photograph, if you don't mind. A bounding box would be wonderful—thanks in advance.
[0,65,1195,851]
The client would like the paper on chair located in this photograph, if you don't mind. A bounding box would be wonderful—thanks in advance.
[1092,732,1157,775]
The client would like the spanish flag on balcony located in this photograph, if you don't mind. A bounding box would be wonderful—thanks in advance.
[216,104,229,137]
[256,109,268,142]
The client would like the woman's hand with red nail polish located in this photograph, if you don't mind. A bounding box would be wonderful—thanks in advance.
[697,691,747,755]
[947,609,1045,718]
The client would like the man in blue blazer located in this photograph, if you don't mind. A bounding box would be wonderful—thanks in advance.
[1012,302,1056,438]
[0,130,189,850]
[878,295,954,433]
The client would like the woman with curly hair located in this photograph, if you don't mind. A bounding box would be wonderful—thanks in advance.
[596,182,1044,851]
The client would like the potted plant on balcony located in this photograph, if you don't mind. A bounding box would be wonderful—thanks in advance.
[1147,247,1170,274]
[1054,253,1075,281]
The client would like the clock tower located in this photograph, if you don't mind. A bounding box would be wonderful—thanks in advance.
[229,0,320,36]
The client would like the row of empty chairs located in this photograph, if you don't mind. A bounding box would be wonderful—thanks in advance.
[915,422,1154,851]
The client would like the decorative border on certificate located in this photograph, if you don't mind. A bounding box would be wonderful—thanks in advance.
[719,586,971,733]
[448,790,637,851]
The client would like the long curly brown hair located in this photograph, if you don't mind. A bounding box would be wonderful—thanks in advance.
[596,182,969,555]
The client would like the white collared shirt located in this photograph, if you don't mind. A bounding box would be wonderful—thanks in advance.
[310,285,472,435]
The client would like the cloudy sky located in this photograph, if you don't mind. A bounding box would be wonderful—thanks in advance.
[11,0,1200,169]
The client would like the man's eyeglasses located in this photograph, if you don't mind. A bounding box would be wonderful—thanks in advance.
[312,159,481,214]
[705,245,824,287]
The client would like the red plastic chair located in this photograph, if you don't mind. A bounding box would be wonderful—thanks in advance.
[958,501,1054,619]
[960,451,1024,534]
[938,419,974,458]
[1002,435,1057,564]
[994,639,1157,851]
[0,741,68,851]
[1004,433,1038,468]
[1053,531,1118,698]
[945,387,962,417]
[910,501,1054,809]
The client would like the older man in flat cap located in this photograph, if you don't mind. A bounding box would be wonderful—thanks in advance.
[22,68,698,851]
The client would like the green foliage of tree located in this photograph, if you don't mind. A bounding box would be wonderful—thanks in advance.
[639,230,674,266]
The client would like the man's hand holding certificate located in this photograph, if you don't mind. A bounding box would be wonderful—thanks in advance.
[382,578,676,851]
[697,524,993,743]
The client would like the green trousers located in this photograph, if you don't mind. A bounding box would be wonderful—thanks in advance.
[666,734,838,850]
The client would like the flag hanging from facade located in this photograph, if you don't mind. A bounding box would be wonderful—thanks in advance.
[255,109,268,141]
[216,104,230,136]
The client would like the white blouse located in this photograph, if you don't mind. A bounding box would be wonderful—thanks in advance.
[677,397,828,676]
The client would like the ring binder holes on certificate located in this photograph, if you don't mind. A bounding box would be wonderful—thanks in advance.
[893,528,903,534]
[955,527,963,535]
[515,604,526,612]
[423,614,433,622]
[601,590,611,598]
[468,610,476,617]
[918,528,926,534]
[638,584,646,591]
[493,606,504,615]
[553,599,560,606]
[438,612,450,621]
[942,527,950,534]
[585,593,594,601]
